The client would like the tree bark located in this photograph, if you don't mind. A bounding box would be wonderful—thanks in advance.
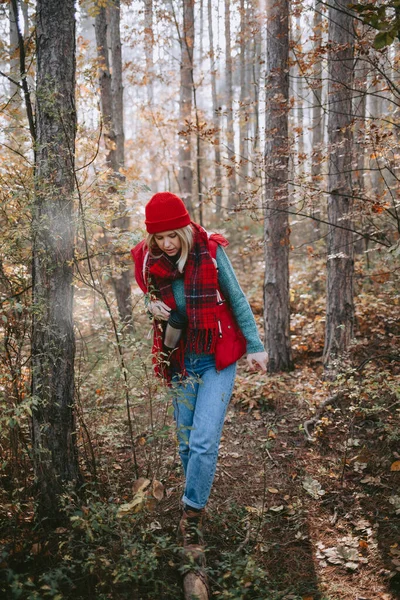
[353,37,368,255]
[144,0,154,105]
[108,0,133,328]
[95,1,133,329]
[311,0,324,238]
[179,0,194,215]
[250,1,262,169]
[208,0,222,214]
[9,1,21,104]
[32,0,79,519]
[224,0,236,205]
[294,12,305,178]
[239,0,248,186]
[322,0,355,365]
[264,0,293,373]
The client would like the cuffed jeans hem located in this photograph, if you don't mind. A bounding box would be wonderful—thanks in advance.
[182,495,205,510]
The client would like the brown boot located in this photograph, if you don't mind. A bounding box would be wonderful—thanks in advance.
[177,508,206,566]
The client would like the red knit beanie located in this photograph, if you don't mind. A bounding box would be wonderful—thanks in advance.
[145,192,191,233]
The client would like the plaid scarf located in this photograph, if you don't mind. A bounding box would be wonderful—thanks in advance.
[146,222,221,355]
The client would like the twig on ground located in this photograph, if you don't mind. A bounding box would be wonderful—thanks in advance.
[356,354,400,374]
[220,468,235,480]
[265,447,278,467]
[236,518,252,553]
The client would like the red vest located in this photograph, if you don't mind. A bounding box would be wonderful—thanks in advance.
[131,238,246,376]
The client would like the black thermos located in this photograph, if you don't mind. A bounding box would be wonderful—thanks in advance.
[163,310,188,351]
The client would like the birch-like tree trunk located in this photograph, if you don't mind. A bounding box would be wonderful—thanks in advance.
[9,2,20,104]
[225,0,236,204]
[95,2,133,329]
[32,0,79,518]
[179,0,194,215]
[323,0,355,365]
[208,0,222,214]
[264,0,293,372]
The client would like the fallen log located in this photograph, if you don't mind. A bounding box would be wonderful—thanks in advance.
[183,571,209,600]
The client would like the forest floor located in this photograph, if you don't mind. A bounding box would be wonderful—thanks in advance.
[1,249,399,600]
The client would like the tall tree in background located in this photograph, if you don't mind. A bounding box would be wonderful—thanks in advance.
[9,2,20,106]
[95,0,133,329]
[144,0,154,105]
[208,0,222,214]
[293,9,305,179]
[311,0,324,237]
[178,0,194,215]
[323,0,355,365]
[239,0,249,186]
[353,26,368,255]
[249,2,262,166]
[225,0,236,205]
[32,0,79,518]
[264,0,293,372]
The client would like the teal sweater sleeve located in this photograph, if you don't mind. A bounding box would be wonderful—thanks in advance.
[215,246,264,354]
[171,246,264,354]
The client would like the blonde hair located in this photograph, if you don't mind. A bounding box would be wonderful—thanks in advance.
[145,224,194,273]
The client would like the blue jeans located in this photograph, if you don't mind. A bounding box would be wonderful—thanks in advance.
[172,354,237,509]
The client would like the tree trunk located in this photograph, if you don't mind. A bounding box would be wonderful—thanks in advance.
[108,0,133,328]
[264,0,293,373]
[322,0,355,366]
[294,9,306,178]
[250,1,262,174]
[239,0,248,186]
[224,0,236,205]
[368,72,385,199]
[9,1,21,104]
[353,40,368,255]
[311,0,324,238]
[32,0,79,519]
[95,2,133,329]
[208,0,222,214]
[21,1,29,38]
[144,0,154,105]
[179,0,194,215]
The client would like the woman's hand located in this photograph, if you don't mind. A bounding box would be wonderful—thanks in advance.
[246,351,268,372]
[148,300,171,321]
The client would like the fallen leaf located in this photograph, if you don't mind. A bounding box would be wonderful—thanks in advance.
[132,477,151,495]
[390,461,400,471]
[345,561,359,570]
[117,492,147,517]
[303,476,325,499]
[268,488,279,494]
[152,480,164,501]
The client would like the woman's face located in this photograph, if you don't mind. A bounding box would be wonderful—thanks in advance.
[154,230,182,256]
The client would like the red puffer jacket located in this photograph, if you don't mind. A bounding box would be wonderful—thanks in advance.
[131,235,246,378]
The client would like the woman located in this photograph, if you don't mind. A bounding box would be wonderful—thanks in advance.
[131,192,267,555]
